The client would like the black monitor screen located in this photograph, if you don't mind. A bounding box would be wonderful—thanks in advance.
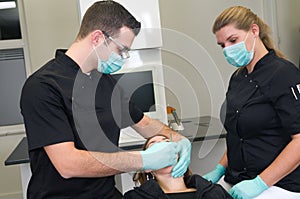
[112,70,156,112]
[0,0,22,40]
[0,48,26,126]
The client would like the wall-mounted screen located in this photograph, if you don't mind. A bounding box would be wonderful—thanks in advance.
[0,48,26,135]
[114,65,168,145]
[112,63,167,124]
[0,0,21,40]
[112,70,156,113]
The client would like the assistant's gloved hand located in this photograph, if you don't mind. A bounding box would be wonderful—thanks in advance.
[202,163,226,183]
[229,175,268,199]
[171,137,191,178]
[140,142,178,170]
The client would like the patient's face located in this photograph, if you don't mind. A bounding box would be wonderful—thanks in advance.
[146,135,175,175]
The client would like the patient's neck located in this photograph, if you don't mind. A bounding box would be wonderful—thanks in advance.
[155,174,195,193]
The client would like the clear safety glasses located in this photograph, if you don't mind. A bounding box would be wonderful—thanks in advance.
[102,31,130,59]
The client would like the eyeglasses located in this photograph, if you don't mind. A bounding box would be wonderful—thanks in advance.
[102,31,130,59]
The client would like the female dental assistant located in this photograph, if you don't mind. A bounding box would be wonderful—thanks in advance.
[203,6,300,199]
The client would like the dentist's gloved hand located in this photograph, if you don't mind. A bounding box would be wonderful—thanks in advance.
[202,164,226,183]
[140,141,178,170]
[171,137,191,178]
[229,175,268,199]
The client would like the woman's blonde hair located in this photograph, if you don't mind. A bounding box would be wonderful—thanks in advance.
[133,134,192,186]
[212,6,285,58]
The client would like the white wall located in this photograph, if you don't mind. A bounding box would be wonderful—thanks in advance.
[23,0,79,72]
[276,0,300,66]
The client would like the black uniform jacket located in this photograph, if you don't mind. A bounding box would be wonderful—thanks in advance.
[21,49,143,199]
[222,50,300,192]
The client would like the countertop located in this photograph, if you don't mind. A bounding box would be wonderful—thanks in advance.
[5,116,226,166]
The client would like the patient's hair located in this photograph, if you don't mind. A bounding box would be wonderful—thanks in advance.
[133,134,193,186]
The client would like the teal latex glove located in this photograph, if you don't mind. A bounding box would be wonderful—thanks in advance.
[140,141,178,170]
[229,175,268,199]
[202,164,226,183]
[171,137,191,178]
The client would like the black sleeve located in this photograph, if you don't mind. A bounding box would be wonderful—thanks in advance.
[20,77,74,150]
[268,63,300,135]
[128,101,144,124]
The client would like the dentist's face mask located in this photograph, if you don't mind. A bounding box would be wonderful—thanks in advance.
[93,36,126,74]
[96,51,124,74]
[223,31,256,67]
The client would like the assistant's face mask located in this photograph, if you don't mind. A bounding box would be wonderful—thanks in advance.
[93,40,125,74]
[223,32,256,67]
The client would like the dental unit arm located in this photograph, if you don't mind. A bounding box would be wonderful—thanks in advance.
[167,106,184,131]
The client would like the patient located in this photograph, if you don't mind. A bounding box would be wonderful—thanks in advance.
[123,134,232,199]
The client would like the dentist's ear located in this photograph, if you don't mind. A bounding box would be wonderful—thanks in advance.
[91,30,105,46]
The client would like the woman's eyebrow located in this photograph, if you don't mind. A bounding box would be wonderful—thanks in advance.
[146,137,169,147]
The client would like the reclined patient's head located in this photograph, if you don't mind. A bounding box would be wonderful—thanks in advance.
[133,134,192,185]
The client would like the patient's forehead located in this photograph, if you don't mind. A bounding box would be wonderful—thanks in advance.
[147,135,169,148]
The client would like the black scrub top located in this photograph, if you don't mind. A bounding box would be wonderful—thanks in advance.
[20,49,144,199]
[222,50,300,192]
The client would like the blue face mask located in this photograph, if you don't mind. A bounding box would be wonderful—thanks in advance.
[223,32,256,67]
[97,51,124,74]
